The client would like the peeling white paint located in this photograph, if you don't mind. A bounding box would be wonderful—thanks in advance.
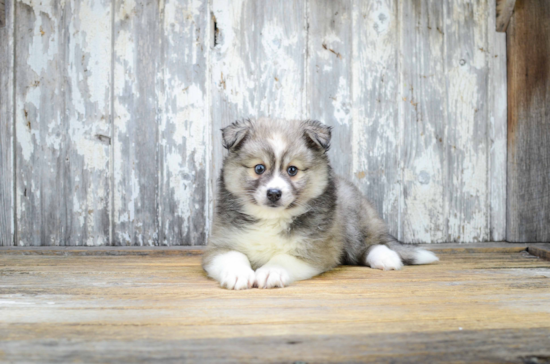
[9,0,507,246]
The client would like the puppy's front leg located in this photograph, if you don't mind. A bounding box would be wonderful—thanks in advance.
[254,254,323,289]
[203,250,256,290]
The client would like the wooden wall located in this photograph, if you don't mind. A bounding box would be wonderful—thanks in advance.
[506,0,550,242]
[0,0,507,246]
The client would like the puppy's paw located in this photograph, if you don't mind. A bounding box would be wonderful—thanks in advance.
[366,245,403,271]
[254,266,290,289]
[220,266,256,290]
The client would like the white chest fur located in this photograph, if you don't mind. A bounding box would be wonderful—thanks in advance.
[230,218,303,268]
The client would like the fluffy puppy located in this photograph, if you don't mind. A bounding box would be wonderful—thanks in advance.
[203,118,438,289]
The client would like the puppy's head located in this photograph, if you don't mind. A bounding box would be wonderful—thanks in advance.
[221,118,331,218]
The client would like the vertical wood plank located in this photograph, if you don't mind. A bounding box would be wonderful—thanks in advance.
[488,0,507,241]
[308,0,352,178]
[15,0,65,245]
[15,0,112,246]
[158,0,209,245]
[0,0,14,246]
[445,0,490,242]
[210,0,306,184]
[64,0,112,246]
[256,2,306,120]
[507,0,550,242]
[113,0,160,246]
[210,0,257,188]
[399,0,446,243]
[351,0,401,238]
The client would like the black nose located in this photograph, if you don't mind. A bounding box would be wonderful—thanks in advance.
[267,189,282,202]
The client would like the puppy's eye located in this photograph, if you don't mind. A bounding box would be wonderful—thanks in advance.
[254,164,266,175]
[287,166,298,176]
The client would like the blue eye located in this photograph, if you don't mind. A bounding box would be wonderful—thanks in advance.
[287,166,298,176]
[254,164,266,175]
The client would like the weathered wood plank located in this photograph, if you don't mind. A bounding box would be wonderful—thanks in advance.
[507,0,550,242]
[351,0,401,238]
[496,0,516,32]
[15,0,112,246]
[307,0,352,179]
[158,0,209,245]
[444,0,490,242]
[0,0,13,246]
[113,0,161,245]
[15,0,66,246]
[1,251,550,362]
[210,0,307,185]
[0,242,531,255]
[1,329,550,363]
[488,0,508,241]
[528,244,550,261]
[9,0,509,245]
[399,0,446,243]
[0,246,205,256]
[64,0,112,246]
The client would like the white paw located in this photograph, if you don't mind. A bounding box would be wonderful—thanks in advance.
[366,245,403,271]
[220,266,256,290]
[254,266,290,289]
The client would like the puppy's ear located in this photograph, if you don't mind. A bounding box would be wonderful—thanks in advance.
[302,120,332,152]
[221,120,251,151]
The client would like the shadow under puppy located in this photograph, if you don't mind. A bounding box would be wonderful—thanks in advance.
[203,118,438,289]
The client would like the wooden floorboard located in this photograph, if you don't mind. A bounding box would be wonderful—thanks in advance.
[1,248,550,363]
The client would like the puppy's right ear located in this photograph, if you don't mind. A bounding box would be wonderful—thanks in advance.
[221,120,251,151]
[302,119,332,153]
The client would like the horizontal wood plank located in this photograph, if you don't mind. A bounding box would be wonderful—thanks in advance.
[528,244,550,261]
[1,249,550,362]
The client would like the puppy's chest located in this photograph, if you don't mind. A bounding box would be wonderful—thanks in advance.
[232,221,303,267]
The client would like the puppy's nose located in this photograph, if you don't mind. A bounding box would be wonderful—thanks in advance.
[267,189,282,202]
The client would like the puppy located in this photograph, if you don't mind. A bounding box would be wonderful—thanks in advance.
[202,118,438,289]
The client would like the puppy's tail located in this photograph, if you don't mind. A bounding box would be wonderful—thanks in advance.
[386,237,439,265]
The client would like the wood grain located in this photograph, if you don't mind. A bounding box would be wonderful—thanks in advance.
[210,0,307,186]
[6,0,509,245]
[528,244,550,261]
[64,0,112,246]
[507,0,550,242]
[0,0,13,246]
[113,0,161,246]
[488,0,508,242]
[445,0,490,243]
[14,0,112,246]
[1,249,550,362]
[307,0,352,179]
[158,0,209,246]
[351,0,401,238]
[400,0,447,242]
[496,0,516,32]
[0,242,531,255]
[15,0,64,246]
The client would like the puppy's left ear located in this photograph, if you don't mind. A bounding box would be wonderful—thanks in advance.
[221,120,251,151]
[302,120,332,152]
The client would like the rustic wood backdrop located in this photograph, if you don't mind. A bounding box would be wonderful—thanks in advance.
[0,0,507,246]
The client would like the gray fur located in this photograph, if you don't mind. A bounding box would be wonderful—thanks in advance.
[203,117,437,277]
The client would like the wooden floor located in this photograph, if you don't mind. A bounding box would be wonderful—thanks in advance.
[1,244,550,363]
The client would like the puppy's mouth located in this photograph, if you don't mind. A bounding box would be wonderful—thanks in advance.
[266,201,283,208]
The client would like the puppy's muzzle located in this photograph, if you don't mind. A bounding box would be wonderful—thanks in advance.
[267,189,282,203]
